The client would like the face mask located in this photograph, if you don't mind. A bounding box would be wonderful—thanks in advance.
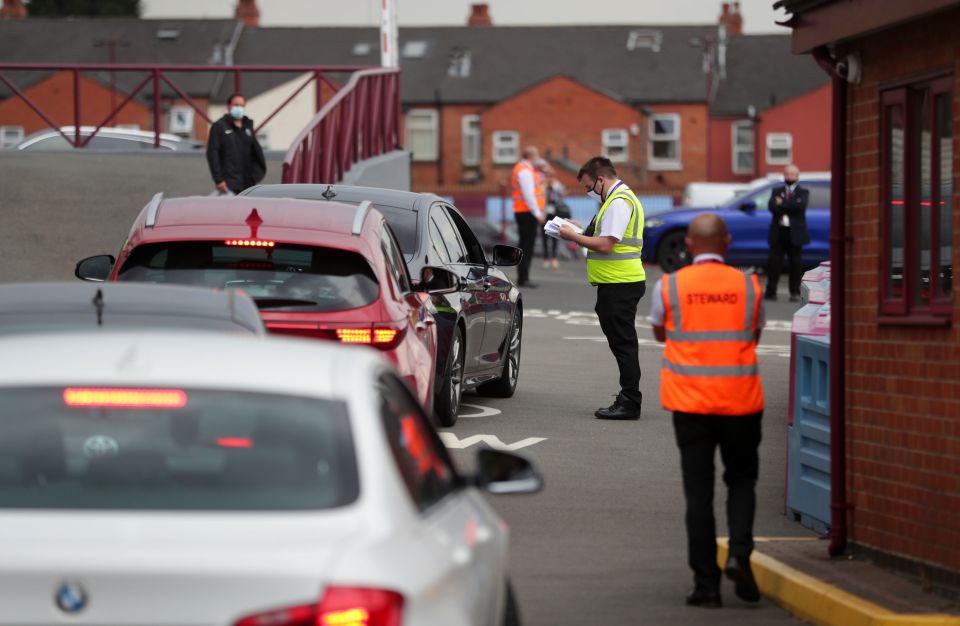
[585,178,603,202]
[230,106,245,120]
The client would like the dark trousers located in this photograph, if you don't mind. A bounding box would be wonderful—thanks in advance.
[595,281,645,408]
[673,410,763,591]
[766,225,803,296]
[541,231,558,259]
[515,212,538,285]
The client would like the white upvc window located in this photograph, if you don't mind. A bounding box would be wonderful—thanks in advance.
[462,115,481,166]
[732,121,755,175]
[648,113,681,170]
[0,125,25,148]
[602,128,629,163]
[492,131,519,164]
[766,132,793,165]
[405,109,439,161]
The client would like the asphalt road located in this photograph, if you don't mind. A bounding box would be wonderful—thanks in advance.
[446,260,811,626]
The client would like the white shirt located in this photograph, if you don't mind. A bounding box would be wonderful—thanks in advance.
[516,163,543,219]
[780,182,797,227]
[648,253,766,328]
[597,180,634,241]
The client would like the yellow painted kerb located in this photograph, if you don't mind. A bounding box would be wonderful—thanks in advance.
[717,538,960,626]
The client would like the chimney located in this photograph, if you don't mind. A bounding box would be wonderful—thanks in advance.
[719,1,743,36]
[235,0,260,27]
[1,0,27,19]
[467,3,492,27]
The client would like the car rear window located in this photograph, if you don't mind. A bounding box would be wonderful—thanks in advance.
[0,386,358,511]
[118,242,379,312]
[0,313,256,336]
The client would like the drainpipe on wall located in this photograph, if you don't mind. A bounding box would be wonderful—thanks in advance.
[812,45,848,557]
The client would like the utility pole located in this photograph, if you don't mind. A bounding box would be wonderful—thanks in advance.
[94,38,129,113]
[380,0,398,68]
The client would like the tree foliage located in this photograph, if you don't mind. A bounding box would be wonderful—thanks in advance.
[26,0,141,17]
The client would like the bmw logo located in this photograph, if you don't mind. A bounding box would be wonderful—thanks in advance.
[55,582,88,614]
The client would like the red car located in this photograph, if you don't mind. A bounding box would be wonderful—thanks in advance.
[76,194,459,412]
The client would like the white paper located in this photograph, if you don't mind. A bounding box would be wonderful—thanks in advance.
[543,216,582,240]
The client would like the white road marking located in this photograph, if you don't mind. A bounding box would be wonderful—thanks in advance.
[438,433,547,451]
[562,336,791,358]
[457,403,502,418]
[528,309,792,331]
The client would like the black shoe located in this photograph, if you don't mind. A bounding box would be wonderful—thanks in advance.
[725,558,761,602]
[685,588,722,608]
[763,293,777,301]
[789,294,800,302]
[594,400,640,420]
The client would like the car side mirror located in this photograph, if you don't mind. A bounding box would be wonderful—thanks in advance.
[738,200,757,212]
[492,244,523,267]
[415,266,460,295]
[75,255,116,282]
[472,448,543,495]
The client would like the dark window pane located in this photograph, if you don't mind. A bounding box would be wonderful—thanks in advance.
[936,93,953,297]
[887,103,906,299]
[915,90,932,306]
[653,140,677,160]
[431,208,467,263]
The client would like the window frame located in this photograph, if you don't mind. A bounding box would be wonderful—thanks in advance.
[731,120,755,175]
[491,130,519,165]
[602,128,629,163]
[648,113,681,171]
[461,114,481,166]
[0,125,25,148]
[879,75,954,322]
[404,108,439,162]
[765,132,793,166]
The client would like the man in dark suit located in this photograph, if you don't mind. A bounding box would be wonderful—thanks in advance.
[765,164,809,302]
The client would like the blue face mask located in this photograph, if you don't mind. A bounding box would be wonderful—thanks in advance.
[229,106,245,120]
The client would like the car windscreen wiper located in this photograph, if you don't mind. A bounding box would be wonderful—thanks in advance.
[253,297,320,309]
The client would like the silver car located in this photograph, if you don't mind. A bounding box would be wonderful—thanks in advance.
[0,331,540,625]
[13,126,202,151]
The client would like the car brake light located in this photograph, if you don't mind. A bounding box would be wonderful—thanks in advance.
[63,387,187,409]
[216,437,254,448]
[335,326,404,350]
[225,239,276,247]
[233,587,403,626]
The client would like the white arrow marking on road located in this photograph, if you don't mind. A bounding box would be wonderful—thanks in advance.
[457,403,502,418]
[438,433,546,451]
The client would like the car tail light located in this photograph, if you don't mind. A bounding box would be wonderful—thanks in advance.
[233,587,404,626]
[225,239,276,247]
[334,325,405,351]
[63,387,187,409]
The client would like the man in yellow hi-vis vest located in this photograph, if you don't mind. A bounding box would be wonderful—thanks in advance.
[559,156,645,420]
[650,213,764,608]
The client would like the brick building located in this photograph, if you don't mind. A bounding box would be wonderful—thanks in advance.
[777,0,960,581]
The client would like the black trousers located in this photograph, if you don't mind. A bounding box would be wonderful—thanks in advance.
[515,212,538,285]
[595,281,645,408]
[541,230,558,259]
[673,410,763,592]
[766,225,803,296]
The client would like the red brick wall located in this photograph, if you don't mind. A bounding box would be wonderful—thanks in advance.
[842,7,960,572]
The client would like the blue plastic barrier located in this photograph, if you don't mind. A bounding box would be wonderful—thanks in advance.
[786,334,831,534]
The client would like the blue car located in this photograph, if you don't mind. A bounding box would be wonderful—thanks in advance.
[642,179,832,272]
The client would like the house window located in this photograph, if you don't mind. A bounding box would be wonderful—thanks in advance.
[492,131,519,164]
[168,105,194,135]
[462,115,481,166]
[732,121,755,175]
[0,125,24,148]
[602,128,629,163]
[766,132,793,165]
[648,114,680,170]
[881,76,953,319]
[405,109,438,162]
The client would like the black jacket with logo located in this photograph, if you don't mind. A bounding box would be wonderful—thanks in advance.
[767,184,810,247]
[206,114,266,194]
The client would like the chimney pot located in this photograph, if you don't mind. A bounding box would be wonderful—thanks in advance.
[718,0,743,36]
[467,3,492,27]
[235,0,260,27]
[1,0,27,19]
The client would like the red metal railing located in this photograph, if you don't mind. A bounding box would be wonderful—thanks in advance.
[282,67,401,184]
[0,63,372,149]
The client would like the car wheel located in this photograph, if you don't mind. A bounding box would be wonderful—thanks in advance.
[478,307,522,398]
[502,579,521,626]
[656,230,691,273]
[434,326,464,427]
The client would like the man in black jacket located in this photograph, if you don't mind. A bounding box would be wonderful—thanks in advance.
[206,93,266,195]
[765,164,809,302]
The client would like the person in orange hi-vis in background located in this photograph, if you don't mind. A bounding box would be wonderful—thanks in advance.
[650,213,765,609]
[510,146,546,288]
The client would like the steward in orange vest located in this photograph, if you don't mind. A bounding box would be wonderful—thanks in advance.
[510,146,546,287]
[650,213,765,608]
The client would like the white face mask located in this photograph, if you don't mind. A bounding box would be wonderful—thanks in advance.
[586,190,601,202]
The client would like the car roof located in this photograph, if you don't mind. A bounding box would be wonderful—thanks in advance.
[0,282,260,326]
[245,184,432,212]
[145,195,373,237]
[0,331,384,400]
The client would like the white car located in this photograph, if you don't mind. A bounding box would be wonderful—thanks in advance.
[0,332,540,626]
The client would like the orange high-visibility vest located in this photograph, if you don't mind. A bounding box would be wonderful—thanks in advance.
[661,262,764,415]
[511,160,544,213]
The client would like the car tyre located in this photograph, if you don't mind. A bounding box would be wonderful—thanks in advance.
[434,326,464,427]
[503,579,521,626]
[656,230,691,273]
[477,307,522,398]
